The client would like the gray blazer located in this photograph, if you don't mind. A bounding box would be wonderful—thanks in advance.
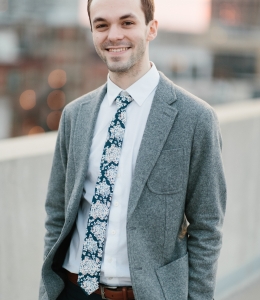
[40,72,226,300]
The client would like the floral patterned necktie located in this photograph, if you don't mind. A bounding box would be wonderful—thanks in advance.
[77,91,133,295]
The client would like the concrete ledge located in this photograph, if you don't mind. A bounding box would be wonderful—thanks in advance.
[214,100,260,299]
[0,131,57,161]
[214,98,260,123]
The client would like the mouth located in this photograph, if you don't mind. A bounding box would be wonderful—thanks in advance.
[106,47,131,53]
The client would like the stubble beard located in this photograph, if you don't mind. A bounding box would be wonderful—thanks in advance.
[95,39,147,75]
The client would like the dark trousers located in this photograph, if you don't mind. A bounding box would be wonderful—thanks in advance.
[57,280,102,300]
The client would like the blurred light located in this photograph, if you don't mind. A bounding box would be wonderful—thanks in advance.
[48,69,67,89]
[19,90,36,110]
[47,90,66,110]
[220,4,241,25]
[22,118,37,135]
[28,126,45,135]
[47,111,62,130]
[78,0,90,27]
[154,0,211,33]
[0,30,19,63]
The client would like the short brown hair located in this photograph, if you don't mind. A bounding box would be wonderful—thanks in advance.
[87,0,155,29]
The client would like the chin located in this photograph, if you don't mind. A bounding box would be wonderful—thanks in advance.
[107,62,132,73]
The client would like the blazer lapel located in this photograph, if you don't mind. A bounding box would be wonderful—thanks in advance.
[128,74,178,219]
[73,84,107,193]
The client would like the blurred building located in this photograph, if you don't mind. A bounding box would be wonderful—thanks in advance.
[0,0,107,138]
[0,1,260,139]
[210,0,260,96]
[211,0,260,27]
[0,0,78,25]
[150,0,260,105]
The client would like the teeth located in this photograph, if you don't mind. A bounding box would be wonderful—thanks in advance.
[108,48,128,52]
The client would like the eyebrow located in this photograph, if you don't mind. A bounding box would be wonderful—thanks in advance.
[93,13,137,24]
[119,14,137,20]
[93,17,106,24]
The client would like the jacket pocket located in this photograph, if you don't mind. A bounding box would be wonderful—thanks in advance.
[156,253,188,300]
[147,148,184,194]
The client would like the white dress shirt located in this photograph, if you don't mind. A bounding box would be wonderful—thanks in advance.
[63,63,160,286]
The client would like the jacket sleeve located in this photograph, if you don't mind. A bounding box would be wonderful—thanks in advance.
[43,108,68,260]
[185,107,227,300]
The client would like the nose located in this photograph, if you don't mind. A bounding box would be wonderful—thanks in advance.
[107,25,124,42]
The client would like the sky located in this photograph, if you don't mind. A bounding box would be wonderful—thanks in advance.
[78,0,211,33]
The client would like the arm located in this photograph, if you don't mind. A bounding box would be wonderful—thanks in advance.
[185,107,227,300]
[43,108,68,260]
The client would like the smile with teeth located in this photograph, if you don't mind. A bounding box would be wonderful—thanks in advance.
[107,47,130,52]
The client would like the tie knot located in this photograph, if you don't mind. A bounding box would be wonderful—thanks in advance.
[115,91,133,110]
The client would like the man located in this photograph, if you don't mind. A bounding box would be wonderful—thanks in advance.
[40,0,226,299]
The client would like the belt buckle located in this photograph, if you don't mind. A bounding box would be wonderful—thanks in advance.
[100,285,118,300]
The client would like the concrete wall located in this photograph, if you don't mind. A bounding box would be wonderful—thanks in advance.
[1,100,260,300]
[214,100,260,299]
[0,133,56,300]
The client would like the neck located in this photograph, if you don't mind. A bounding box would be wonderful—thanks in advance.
[109,59,152,90]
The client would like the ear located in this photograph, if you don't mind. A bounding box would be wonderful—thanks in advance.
[147,19,158,42]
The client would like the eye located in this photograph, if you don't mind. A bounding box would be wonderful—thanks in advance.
[96,23,108,29]
[123,21,134,26]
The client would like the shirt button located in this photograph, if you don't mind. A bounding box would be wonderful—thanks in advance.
[117,173,120,178]
[114,202,119,207]
[112,230,116,235]
[108,258,112,263]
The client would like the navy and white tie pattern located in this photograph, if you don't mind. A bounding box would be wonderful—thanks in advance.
[77,91,133,295]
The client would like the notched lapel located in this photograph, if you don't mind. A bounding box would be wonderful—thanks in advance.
[128,74,178,218]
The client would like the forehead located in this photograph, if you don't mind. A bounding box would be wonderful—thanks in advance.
[90,0,144,21]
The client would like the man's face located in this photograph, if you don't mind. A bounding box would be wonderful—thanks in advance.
[90,0,157,74]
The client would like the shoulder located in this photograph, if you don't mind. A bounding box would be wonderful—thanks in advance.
[158,73,222,152]
[159,72,218,125]
[63,83,107,116]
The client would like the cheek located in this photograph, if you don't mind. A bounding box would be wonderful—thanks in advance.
[92,34,104,47]
[92,36,99,47]
[130,32,146,44]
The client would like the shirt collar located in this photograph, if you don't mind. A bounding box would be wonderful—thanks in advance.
[107,62,160,107]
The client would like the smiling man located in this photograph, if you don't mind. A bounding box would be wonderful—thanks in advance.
[39,0,226,299]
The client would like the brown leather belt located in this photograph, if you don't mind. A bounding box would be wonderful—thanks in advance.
[66,270,135,300]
